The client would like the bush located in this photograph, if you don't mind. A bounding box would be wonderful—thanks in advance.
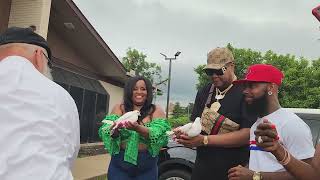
[168,115,190,128]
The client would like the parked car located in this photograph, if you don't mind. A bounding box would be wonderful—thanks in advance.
[158,108,320,180]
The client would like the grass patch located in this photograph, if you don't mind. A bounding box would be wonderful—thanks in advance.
[87,174,107,180]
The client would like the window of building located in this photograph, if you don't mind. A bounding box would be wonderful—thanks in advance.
[52,67,110,143]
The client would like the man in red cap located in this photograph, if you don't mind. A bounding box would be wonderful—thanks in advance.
[228,64,315,180]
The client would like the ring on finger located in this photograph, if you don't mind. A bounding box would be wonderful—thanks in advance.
[258,136,264,143]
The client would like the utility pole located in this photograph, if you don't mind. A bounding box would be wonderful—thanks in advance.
[160,51,181,119]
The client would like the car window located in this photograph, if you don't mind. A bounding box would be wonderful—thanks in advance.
[300,118,320,146]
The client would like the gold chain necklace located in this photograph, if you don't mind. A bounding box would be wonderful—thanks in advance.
[210,76,237,112]
[215,84,233,101]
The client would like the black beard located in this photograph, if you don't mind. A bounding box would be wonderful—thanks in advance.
[246,92,268,117]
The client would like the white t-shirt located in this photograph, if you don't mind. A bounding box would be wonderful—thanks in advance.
[0,56,80,180]
[249,108,315,172]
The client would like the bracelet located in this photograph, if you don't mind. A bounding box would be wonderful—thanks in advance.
[253,171,262,180]
[278,148,287,164]
[278,147,291,165]
[203,135,209,146]
[282,152,291,166]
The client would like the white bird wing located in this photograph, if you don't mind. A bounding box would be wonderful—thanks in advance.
[116,111,137,122]
[112,111,140,131]
[166,131,175,136]
[187,117,202,137]
[127,114,139,123]
[165,123,192,136]
[101,120,114,125]
[179,123,193,133]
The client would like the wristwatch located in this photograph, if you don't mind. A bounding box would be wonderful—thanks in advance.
[253,171,262,180]
[203,135,209,146]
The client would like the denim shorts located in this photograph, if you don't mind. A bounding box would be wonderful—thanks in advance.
[107,150,158,180]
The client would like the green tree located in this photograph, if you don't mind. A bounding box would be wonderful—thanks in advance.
[168,102,191,127]
[194,64,210,90]
[227,43,264,78]
[172,102,185,118]
[122,48,162,84]
[186,103,194,113]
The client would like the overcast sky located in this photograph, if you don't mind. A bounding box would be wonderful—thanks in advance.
[74,0,320,108]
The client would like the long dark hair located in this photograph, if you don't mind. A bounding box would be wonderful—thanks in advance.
[123,76,155,122]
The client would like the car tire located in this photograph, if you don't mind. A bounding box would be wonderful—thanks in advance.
[159,169,192,180]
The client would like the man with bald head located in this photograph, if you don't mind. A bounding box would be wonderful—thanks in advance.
[0,27,80,180]
[228,64,315,180]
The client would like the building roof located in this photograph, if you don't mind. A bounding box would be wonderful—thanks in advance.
[49,0,128,86]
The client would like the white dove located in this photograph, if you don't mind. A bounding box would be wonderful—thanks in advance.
[167,117,202,137]
[108,110,141,134]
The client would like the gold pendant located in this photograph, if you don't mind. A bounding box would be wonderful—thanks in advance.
[210,101,221,112]
[215,94,225,100]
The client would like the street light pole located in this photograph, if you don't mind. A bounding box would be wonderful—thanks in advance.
[160,51,181,119]
[166,59,172,119]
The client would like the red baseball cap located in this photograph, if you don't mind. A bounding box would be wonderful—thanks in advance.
[233,64,284,86]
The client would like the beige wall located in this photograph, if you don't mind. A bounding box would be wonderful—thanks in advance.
[8,0,51,38]
[99,81,124,113]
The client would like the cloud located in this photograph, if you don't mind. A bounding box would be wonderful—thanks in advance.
[131,0,319,25]
[74,0,320,108]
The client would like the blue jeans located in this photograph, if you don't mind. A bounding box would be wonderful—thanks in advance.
[107,150,158,180]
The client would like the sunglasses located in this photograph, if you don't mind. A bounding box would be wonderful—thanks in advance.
[42,52,53,68]
[205,67,227,76]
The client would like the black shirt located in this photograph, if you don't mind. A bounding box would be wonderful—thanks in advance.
[190,83,256,180]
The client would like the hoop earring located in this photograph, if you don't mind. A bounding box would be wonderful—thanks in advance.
[268,91,273,96]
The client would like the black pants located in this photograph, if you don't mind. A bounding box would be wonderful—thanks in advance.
[191,147,249,180]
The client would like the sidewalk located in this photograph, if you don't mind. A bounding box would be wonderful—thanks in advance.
[72,154,111,180]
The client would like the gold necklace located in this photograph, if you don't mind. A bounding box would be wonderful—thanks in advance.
[215,84,233,100]
[210,83,233,112]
